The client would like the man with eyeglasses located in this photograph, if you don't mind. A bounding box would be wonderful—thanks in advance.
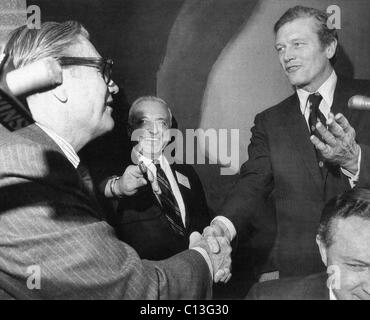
[102,96,213,263]
[0,21,231,299]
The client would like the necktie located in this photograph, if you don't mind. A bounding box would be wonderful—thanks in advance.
[155,163,185,236]
[307,92,326,176]
[307,92,326,137]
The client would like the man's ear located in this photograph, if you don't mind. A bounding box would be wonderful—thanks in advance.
[325,39,338,60]
[316,235,328,267]
[51,84,68,103]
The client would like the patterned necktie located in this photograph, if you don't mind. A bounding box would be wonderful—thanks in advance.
[155,163,185,236]
[308,92,326,137]
[307,92,326,176]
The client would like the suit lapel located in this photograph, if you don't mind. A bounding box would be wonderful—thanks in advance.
[284,94,324,192]
[16,124,102,219]
[331,77,352,120]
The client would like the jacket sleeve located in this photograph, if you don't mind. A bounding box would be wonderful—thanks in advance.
[220,111,274,235]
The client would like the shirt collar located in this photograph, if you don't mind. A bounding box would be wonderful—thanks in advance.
[329,284,338,300]
[296,70,337,114]
[36,123,80,169]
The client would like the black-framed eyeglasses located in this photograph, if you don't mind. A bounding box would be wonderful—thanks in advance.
[58,57,113,85]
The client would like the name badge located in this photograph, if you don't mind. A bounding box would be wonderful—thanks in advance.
[175,171,191,189]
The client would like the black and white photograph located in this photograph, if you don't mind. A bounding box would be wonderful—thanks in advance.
[0,0,370,305]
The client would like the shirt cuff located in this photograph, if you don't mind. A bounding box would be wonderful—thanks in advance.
[191,247,213,281]
[341,147,361,188]
[212,216,237,241]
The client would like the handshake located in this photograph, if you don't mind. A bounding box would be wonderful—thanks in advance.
[189,221,232,283]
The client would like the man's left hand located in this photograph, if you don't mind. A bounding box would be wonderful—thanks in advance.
[310,113,360,174]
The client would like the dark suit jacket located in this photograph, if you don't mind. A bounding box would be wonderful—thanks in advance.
[0,124,212,299]
[247,273,329,300]
[111,162,211,260]
[222,77,370,277]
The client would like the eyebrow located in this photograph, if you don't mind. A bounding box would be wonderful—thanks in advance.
[341,256,370,265]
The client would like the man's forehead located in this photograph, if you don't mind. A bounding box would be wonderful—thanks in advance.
[331,217,370,257]
[133,101,169,119]
[276,17,318,41]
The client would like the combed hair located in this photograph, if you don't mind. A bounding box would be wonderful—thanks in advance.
[274,5,338,64]
[318,188,370,247]
[128,96,172,132]
[3,21,89,68]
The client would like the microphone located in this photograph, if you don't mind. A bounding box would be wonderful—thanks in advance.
[0,55,63,131]
[4,57,62,96]
[348,95,370,110]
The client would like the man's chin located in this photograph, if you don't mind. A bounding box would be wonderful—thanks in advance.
[286,74,306,87]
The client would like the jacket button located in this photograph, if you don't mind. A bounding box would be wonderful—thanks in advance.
[319,161,324,168]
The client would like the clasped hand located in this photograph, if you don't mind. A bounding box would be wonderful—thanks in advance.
[189,221,232,283]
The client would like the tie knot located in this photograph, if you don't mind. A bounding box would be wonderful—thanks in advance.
[308,92,323,111]
[154,160,161,170]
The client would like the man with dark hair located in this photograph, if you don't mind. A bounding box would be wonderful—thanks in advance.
[247,188,370,300]
[273,5,338,65]
[204,5,370,280]
[0,21,231,299]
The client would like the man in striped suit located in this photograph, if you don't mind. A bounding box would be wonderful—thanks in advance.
[0,21,231,299]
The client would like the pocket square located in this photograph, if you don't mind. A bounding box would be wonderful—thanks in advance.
[175,171,191,189]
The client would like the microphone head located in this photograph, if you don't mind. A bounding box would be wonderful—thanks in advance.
[5,57,63,97]
[348,95,370,110]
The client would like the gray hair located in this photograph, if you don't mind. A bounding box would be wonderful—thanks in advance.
[128,96,173,132]
[4,20,89,68]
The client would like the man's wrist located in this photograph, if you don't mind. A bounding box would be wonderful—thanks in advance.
[211,216,236,241]
[343,144,361,175]
[110,176,123,198]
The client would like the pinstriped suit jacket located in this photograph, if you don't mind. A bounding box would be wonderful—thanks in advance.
[0,124,212,299]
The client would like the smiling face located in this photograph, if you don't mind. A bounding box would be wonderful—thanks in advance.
[275,17,336,92]
[130,100,171,160]
[317,216,370,300]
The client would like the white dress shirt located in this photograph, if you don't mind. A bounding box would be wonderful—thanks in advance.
[329,286,337,300]
[215,70,360,241]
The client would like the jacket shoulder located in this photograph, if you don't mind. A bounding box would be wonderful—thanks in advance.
[257,93,297,120]
[247,273,328,300]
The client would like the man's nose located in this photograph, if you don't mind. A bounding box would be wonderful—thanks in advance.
[149,122,159,134]
[108,79,119,94]
[283,47,295,63]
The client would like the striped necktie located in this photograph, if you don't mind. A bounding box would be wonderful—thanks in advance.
[308,92,326,137]
[155,163,185,236]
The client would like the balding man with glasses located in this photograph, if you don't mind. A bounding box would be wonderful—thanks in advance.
[0,21,231,299]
